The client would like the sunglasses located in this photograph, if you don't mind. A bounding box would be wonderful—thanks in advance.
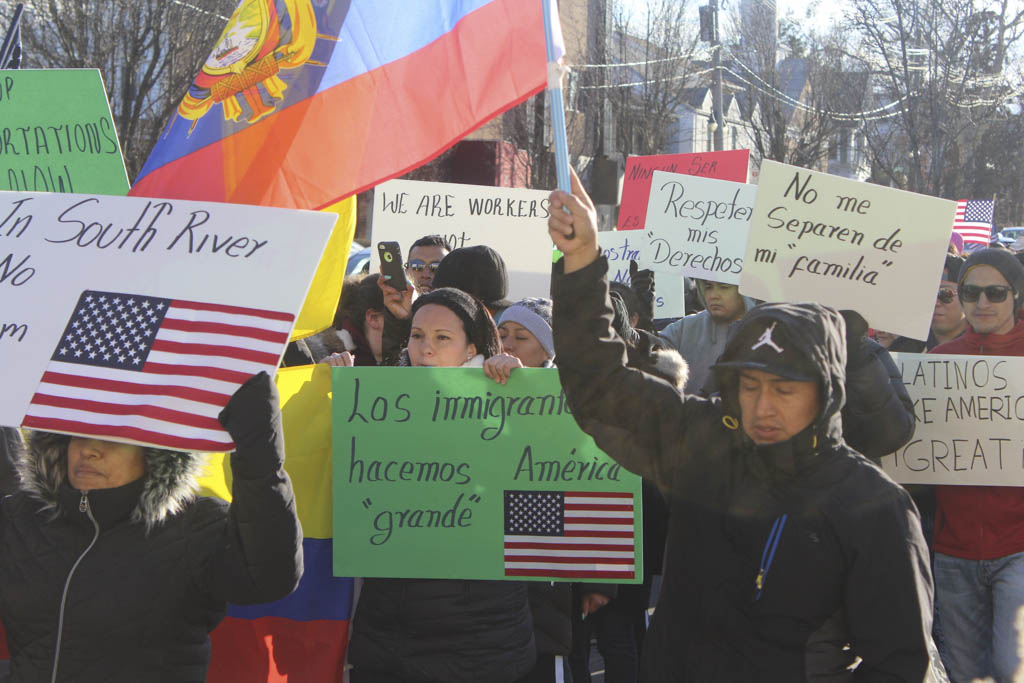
[405,260,441,273]
[937,288,955,304]
[958,284,1014,303]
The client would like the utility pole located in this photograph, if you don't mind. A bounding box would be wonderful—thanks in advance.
[702,0,725,151]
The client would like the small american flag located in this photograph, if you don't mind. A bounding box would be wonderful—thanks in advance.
[22,290,293,451]
[953,199,995,246]
[503,490,636,580]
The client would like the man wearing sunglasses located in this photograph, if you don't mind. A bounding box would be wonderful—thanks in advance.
[405,234,451,295]
[931,248,1024,683]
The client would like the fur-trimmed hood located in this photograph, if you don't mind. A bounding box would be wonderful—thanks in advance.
[20,432,207,531]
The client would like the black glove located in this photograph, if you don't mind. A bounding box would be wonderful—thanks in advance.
[629,260,656,324]
[839,310,871,370]
[218,371,283,456]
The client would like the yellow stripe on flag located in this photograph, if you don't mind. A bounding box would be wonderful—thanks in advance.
[198,365,334,539]
[290,196,357,341]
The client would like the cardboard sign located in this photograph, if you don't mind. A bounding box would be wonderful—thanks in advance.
[740,160,957,339]
[332,367,643,582]
[880,353,1024,486]
[618,150,749,231]
[371,179,553,299]
[599,230,686,318]
[0,191,335,450]
[641,171,755,284]
[0,70,130,196]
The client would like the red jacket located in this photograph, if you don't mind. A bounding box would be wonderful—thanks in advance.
[932,320,1024,560]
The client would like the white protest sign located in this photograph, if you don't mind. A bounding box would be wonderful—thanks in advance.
[740,160,956,339]
[642,171,755,285]
[599,230,686,318]
[371,179,553,299]
[0,191,334,451]
[880,353,1024,486]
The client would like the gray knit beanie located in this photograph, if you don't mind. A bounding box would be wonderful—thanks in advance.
[498,298,553,356]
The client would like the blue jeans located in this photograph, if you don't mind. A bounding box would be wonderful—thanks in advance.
[934,551,1024,683]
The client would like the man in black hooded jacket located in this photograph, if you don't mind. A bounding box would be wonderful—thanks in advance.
[546,173,938,682]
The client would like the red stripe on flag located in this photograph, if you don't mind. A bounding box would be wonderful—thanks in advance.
[564,503,634,511]
[150,339,279,365]
[505,555,635,565]
[128,0,548,208]
[505,542,635,552]
[565,516,634,525]
[564,530,634,538]
[208,616,348,683]
[171,299,294,322]
[160,317,290,343]
[28,393,223,430]
[504,569,636,579]
[566,492,634,499]
[38,371,230,407]
[142,362,252,384]
[20,416,233,451]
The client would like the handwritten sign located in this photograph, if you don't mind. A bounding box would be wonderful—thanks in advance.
[618,150,749,231]
[880,353,1024,486]
[0,70,130,196]
[740,160,956,339]
[599,230,686,318]
[0,191,335,448]
[371,179,553,298]
[641,171,755,285]
[332,368,643,582]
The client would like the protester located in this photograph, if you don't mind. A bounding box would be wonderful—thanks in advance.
[348,287,536,683]
[885,255,967,353]
[546,172,938,681]
[657,278,756,394]
[931,248,1024,683]
[0,373,303,682]
[405,234,451,295]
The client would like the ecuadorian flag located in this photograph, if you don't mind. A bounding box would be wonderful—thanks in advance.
[131,0,564,209]
[201,364,349,682]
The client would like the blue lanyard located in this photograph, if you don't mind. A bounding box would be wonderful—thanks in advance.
[755,513,787,601]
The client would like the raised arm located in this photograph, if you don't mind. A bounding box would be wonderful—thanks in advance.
[199,372,303,604]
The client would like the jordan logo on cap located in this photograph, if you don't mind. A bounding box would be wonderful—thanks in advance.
[751,323,784,353]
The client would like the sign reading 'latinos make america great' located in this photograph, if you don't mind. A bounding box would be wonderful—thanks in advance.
[881,353,1024,486]
[332,367,643,583]
[740,160,957,339]
[0,191,335,451]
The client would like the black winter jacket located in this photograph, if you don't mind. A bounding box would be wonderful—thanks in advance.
[0,373,303,682]
[350,577,536,682]
[552,257,937,683]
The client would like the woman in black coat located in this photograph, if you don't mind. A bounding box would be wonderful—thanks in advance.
[0,372,303,682]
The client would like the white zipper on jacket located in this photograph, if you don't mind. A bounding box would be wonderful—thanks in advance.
[50,492,100,683]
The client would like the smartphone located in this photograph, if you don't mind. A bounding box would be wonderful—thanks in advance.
[377,241,409,291]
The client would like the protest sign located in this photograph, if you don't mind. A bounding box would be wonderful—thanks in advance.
[332,367,643,582]
[740,160,957,339]
[0,191,335,451]
[0,69,130,196]
[641,171,755,285]
[618,150,749,231]
[599,230,686,318]
[880,353,1024,486]
[371,179,553,298]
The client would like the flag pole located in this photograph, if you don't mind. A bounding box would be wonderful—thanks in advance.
[0,3,24,70]
[542,0,571,195]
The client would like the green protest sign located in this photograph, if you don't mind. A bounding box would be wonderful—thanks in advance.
[332,367,643,583]
[0,69,129,196]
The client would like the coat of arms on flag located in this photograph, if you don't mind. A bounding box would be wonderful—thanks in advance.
[22,290,293,451]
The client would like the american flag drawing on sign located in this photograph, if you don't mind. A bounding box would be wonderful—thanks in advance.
[953,199,995,246]
[22,290,293,451]
[503,490,636,580]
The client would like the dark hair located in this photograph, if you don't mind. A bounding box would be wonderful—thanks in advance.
[609,282,652,330]
[410,287,502,359]
[407,234,452,260]
[942,254,965,283]
[334,274,384,333]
